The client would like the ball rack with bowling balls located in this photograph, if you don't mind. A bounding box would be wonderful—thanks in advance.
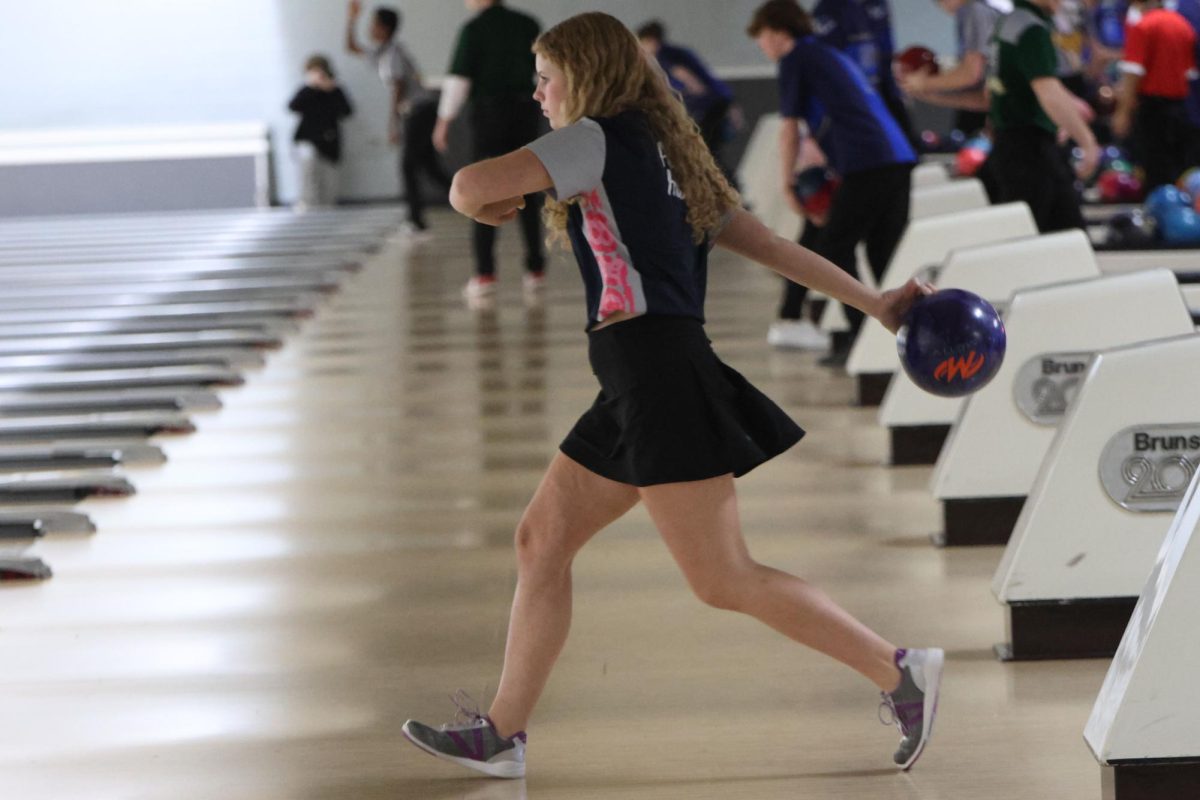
[955,135,991,178]
[897,289,1006,398]
[1103,181,1200,248]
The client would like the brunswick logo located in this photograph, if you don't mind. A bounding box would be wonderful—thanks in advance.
[1100,423,1200,512]
[933,351,985,383]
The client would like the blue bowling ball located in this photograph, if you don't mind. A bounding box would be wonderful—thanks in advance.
[1145,185,1193,223]
[1158,205,1200,244]
[897,289,1006,398]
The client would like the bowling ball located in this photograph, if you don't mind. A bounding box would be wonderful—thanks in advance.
[1107,158,1135,175]
[895,45,940,75]
[1102,144,1127,163]
[920,129,942,153]
[956,146,989,177]
[896,289,1006,398]
[1093,85,1117,116]
[948,129,968,148]
[791,166,840,218]
[1178,167,1200,198]
[1158,205,1200,244]
[1106,209,1157,247]
[1096,169,1144,202]
[1145,185,1194,223]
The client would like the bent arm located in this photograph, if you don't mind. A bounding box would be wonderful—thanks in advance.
[669,65,708,96]
[1032,77,1097,148]
[913,85,991,112]
[919,52,987,92]
[345,5,365,55]
[450,149,554,219]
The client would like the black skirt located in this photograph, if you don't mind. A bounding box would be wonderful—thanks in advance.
[560,315,805,487]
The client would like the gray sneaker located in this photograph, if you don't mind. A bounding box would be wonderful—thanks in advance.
[402,691,526,779]
[879,647,944,770]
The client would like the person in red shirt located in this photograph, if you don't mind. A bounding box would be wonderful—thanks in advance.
[1115,0,1198,189]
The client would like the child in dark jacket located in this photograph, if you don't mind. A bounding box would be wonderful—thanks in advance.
[288,55,353,210]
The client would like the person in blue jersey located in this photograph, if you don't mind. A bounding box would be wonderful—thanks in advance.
[750,0,918,367]
[812,0,920,150]
[637,20,742,187]
[398,11,943,781]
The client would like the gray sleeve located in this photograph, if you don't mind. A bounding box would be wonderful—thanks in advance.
[960,3,998,56]
[524,118,605,200]
[707,207,736,251]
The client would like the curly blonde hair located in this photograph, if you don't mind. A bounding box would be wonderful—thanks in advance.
[533,12,739,245]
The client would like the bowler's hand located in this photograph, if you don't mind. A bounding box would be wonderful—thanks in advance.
[877,277,935,335]
[473,196,525,227]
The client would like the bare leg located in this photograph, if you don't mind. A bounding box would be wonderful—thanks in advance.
[487,453,640,738]
[639,474,902,692]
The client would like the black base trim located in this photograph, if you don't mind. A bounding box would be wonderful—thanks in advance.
[1102,758,1200,800]
[995,596,1138,661]
[934,496,1025,546]
[856,372,892,407]
[889,424,951,466]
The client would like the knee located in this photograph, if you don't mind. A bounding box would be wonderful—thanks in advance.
[513,519,572,576]
[691,573,744,609]
[688,565,758,612]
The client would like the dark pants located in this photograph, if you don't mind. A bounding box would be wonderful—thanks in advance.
[881,86,921,154]
[954,109,988,136]
[470,96,546,277]
[814,162,913,342]
[1133,96,1191,192]
[779,220,824,320]
[697,97,738,190]
[401,99,453,228]
[990,126,1084,234]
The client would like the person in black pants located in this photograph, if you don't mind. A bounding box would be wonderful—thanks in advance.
[989,0,1099,233]
[751,0,917,366]
[434,0,546,303]
[288,55,354,210]
[345,1,451,232]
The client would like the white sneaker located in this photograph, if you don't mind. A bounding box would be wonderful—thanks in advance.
[767,319,830,351]
[521,271,546,293]
[397,221,433,240]
[463,275,498,301]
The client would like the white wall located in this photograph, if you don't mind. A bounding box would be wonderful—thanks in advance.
[0,0,956,206]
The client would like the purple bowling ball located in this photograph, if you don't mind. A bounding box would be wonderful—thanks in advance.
[897,289,1006,397]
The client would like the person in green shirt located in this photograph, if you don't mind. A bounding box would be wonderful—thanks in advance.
[987,0,1100,231]
[434,0,547,304]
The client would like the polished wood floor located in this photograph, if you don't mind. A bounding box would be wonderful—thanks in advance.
[0,208,1109,799]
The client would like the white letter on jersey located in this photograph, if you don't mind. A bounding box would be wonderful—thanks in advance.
[658,142,685,200]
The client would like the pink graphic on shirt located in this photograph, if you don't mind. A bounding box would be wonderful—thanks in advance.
[581,189,637,318]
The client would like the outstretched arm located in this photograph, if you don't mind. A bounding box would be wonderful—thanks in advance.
[450,149,554,225]
[715,208,929,332]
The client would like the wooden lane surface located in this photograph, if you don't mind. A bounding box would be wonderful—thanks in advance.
[0,210,1105,799]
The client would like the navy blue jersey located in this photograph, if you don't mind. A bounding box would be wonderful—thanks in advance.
[777,36,916,176]
[655,43,734,118]
[1173,0,1200,126]
[526,111,713,328]
[812,0,901,100]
